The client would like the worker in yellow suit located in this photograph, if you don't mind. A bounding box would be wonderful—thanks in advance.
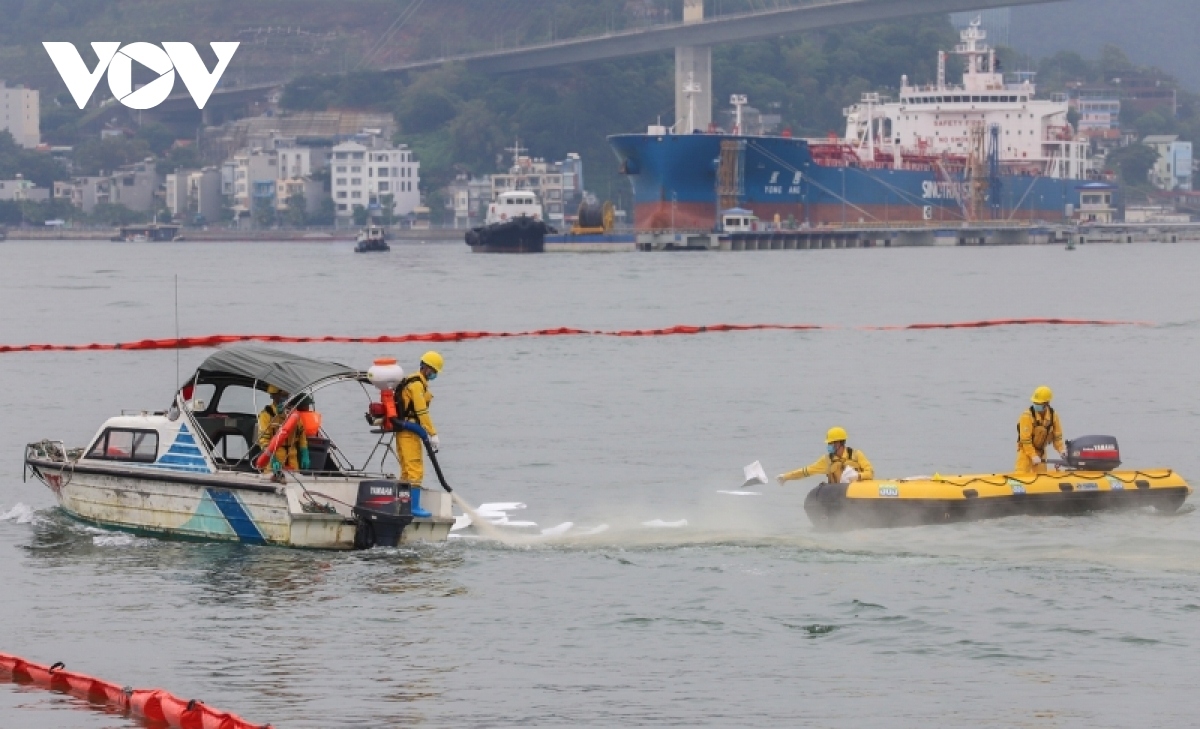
[395,351,444,485]
[777,427,874,485]
[257,384,309,476]
[1016,386,1064,473]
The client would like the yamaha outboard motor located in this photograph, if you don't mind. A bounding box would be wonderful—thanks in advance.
[1062,436,1121,471]
[353,480,412,549]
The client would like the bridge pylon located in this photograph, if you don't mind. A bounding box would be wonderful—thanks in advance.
[675,0,712,132]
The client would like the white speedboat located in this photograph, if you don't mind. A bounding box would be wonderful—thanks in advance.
[23,346,455,549]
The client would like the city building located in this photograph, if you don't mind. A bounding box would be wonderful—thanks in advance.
[1070,88,1121,144]
[109,160,160,213]
[54,177,112,213]
[166,168,222,223]
[0,81,39,148]
[488,152,584,226]
[1144,135,1193,191]
[0,177,49,202]
[444,174,493,228]
[330,140,420,222]
[230,149,278,217]
[275,177,325,216]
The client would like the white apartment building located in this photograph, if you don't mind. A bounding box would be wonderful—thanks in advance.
[0,81,39,148]
[331,141,420,221]
[1145,135,1193,191]
[166,168,222,222]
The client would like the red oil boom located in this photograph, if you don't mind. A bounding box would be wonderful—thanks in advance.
[0,652,271,729]
[0,319,1146,354]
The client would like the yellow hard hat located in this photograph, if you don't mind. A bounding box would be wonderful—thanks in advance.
[420,350,444,373]
[826,426,848,444]
[1031,386,1053,404]
[266,384,282,395]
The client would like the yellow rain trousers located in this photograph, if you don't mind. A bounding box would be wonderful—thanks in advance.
[394,373,436,485]
[1015,406,1064,473]
[781,447,874,483]
[257,403,308,472]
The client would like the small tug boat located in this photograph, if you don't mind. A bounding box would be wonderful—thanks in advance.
[354,225,390,253]
[465,190,555,253]
[804,436,1191,530]
[24,346,455,549]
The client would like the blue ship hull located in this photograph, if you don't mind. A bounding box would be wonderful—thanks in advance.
[609,133,1084,231]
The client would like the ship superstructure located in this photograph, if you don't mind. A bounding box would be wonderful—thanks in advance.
[609,19,1101,231]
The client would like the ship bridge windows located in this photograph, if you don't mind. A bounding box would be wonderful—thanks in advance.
[87,429,159,463]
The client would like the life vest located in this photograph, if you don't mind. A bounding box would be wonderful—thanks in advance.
[298,410,322,437]
[1018,405,1057,451]
[829,447,857,479]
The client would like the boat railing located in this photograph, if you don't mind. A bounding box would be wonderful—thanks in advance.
[25,439,77,464]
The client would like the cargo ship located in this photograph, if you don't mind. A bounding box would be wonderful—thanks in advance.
[609,19,1099,231]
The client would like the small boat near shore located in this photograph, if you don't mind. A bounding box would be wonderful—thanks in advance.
[23,346,455,549]
[354,224,390,253]
[804,436,1191,529]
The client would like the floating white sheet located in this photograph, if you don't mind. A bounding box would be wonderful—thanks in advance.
[642,519,688,528]
[717,490,762,496]
[742,461,768,488]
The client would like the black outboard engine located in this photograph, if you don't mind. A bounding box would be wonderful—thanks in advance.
[353,480,412,549]
[1062,436,1121,471]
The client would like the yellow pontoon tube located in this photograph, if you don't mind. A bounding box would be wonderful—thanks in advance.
[804,436,1191,530]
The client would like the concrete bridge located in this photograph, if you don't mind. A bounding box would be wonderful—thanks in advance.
[162,0,1064,117]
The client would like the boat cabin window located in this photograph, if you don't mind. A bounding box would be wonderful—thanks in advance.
[213,385,265,415]
[87,429,159,462]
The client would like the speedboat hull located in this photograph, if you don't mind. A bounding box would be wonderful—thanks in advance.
[26,457,453,549]
[804,469,1191,530]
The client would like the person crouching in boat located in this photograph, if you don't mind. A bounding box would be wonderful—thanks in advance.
[777,427,874,485]
[394,351,443,486]
[257,385,309,480]
[1016,386,1064,474]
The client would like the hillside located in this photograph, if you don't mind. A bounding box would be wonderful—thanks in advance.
[1011,0,1200,91]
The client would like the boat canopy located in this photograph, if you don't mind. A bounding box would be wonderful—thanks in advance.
[195,345,360,394]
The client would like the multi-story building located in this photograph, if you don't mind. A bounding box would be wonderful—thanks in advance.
[230,149,278,217]
[330,141,420,222]
[54,177,112,213]
[1144,135,1193,191]
[0,81,39,148]
[166,168,222,223]
[275,177,325,216]
[0,177,49,202]
[488,153,584,227]
[1070,89,1121,143]
[109,160,160,213]
[444,174,493,228]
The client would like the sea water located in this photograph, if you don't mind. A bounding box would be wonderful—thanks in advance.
[2,240,1200,727]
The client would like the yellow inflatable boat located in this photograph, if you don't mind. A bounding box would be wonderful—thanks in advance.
[804,436,1191,530]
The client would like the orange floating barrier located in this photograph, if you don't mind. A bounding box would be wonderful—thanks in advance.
[0,652,271,729]
[0,318,1149,354]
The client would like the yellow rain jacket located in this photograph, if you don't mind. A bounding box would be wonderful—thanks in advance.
[395,373,435,485]
[780,447,874,484]
[257,402,307,471]
[1015,405,1063,473]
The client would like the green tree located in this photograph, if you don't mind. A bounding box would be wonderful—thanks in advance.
[309,198,336,226]
[351,204,368,226]
[253,201,276,228]
[1106,144,1159,184]
[73,137,151,176]
[284,193,308,227]
[379,193,395,225]
[0,131,68,187]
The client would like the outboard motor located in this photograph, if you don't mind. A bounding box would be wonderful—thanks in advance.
[353,480,412,549]
[1062,435,1121,471]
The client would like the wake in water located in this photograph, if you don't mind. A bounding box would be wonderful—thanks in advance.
[0,503,37,524]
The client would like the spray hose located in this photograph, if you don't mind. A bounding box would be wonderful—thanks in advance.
[392,420,453,493]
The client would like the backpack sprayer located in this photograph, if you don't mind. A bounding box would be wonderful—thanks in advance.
[364,358,453,493]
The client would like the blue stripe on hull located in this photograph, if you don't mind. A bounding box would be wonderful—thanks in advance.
[205,488,267,545]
